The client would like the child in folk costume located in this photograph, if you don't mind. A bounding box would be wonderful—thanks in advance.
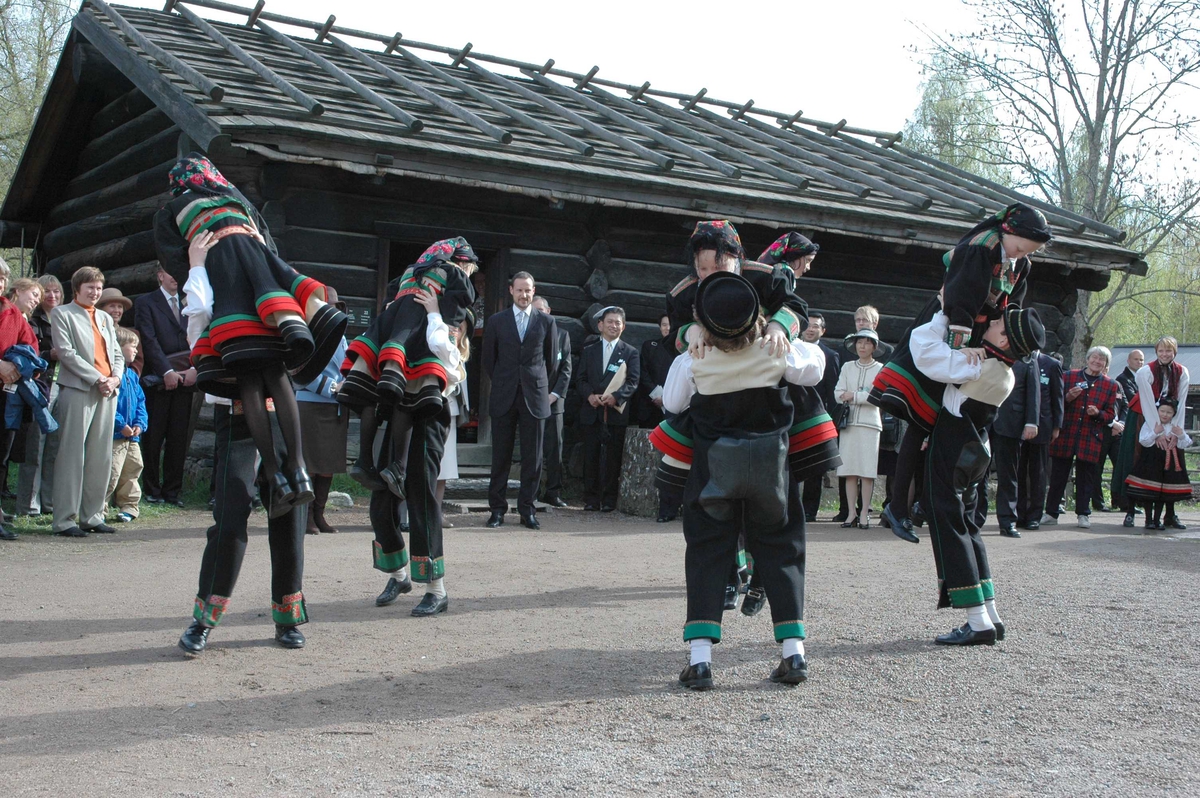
[662,272,826,689]
[339,238,477,494]
[155,154,348,516]
[1125,399,1192,532]
[910,304,1045,646]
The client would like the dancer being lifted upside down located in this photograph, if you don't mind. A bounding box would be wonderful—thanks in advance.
[154,154,348,518]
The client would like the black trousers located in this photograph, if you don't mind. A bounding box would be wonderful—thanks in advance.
[488,387,545,517]
[1046,455,1096,518]
[682,433,805,643]
[1093,430,1121,509]
[541,411,565,500]
[404,405,449,582]
[193,406,305,628]
[582,421,628,508]
[143,385,196,501]
[991,434,1022,526]
[888,425,927,520]
[924,412,992,609]
[801,477,822,519]
[1017,441,1049,525]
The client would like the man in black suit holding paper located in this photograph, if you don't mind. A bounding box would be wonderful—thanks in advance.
[483,272,560,529]
[576,306,640,512]
[533,296,572,508]
[134,265,198,507]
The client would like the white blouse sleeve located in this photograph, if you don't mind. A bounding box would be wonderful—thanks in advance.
[662,352,696,414]
[911,311,982,385]
[182,266,214,348]
[783,339,825,387]
[1174,367,1190,435]
[425,312,463,387]
[1135,365,1158,428]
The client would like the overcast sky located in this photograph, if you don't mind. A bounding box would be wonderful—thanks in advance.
[119,0,977,133]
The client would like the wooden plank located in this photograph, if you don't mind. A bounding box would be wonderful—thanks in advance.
[598,288,668,324]
[793,275,931,318]
[277,226,378,267]
[70,41,133,99]
[816,308,908,345]
[77,108,174,174]
[63,125,180,200]
[103,260,162,294]
[45,230,158,278]
[43,192,171,258]
[605,258,692,293]
[506,250,591,285]
[88,87,156,140]
[528,282,592,316]
[47,159,174,229]
[287,261,377,297]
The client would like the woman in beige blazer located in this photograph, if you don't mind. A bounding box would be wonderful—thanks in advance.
[49,267,124,537]
[835,329,884,529]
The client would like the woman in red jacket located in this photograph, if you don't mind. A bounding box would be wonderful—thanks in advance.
[0,264,42,540]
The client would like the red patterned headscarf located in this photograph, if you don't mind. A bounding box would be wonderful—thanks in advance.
[169,153,234,197]
[759,232,819,265]
[415,237,478,268]
[686,220,744,265]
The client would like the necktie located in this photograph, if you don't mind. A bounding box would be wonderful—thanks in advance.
[169,295,181,324]
[517,310,528,341]
[603,341,612,370]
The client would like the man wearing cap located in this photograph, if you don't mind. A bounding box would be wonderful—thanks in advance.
[576,306,640,512]
[135,265,198,507]
[910,302,1046,646]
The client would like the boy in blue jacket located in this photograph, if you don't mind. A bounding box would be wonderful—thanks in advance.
[108,328,148,523]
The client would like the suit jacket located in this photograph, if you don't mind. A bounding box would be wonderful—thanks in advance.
[548,327,572,415]
[635,334,676,426]
[134,289,190,380]
[1113,366,1139,426]
[815,340,841,413]
[482,305,559,419]
[1034,353,1065,445]
[1049,368,1119,463]
[576,337,640,426]
[50,301,124,392]
[992,355,1040,439]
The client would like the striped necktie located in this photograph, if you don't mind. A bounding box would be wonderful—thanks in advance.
[516,310,528,341]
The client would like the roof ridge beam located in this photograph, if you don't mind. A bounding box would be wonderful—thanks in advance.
[464,60,673,171]
[524,71,740,179]
[89,0,224,101]
[254,19,423,132]
[391,46,593,156]
[733,114,934,210]
[174,2,323,115]
[643,96,869,198]
[327,34,512,144]
[887,141,1124,240]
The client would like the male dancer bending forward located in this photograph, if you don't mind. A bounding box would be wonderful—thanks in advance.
[662,272,825,689]
[911,303,1044,645]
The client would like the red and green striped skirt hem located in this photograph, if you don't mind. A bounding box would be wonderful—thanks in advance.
[788,413,838,454]
[378,344,449,391]
[871,362,941,430]
[1124,475,1194,499]
[649,419,694,465]
[208,313,281,349]
[345,337,381,378]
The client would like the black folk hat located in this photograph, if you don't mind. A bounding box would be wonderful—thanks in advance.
[694,271,760,341]
[1003,306,1046,359]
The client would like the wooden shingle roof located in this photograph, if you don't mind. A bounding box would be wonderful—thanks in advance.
[4,0,1144,272]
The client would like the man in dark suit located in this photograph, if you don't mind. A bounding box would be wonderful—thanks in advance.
[800,312,840,521]
[533,296,572,508]
[576,306,640,512]
[991,354,1041,537]
[1020,352,1064,528]
[134,265,198,507]
[482,271,560,529]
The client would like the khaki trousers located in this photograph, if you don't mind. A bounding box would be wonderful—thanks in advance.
[52,385,116,532]
[107,439,144,517]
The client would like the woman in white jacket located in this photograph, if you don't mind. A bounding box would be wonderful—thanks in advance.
[835,329,884,528]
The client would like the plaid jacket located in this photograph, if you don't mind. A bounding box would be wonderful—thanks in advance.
[1049,369,1119,463]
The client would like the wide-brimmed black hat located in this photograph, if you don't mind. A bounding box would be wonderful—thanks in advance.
[694,271,760,340]
[998,203,1053,243]
[1003,306,1046,358]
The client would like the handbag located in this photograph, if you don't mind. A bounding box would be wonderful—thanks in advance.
[832,402,851,430]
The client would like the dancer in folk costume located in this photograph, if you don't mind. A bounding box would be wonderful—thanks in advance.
[1125,399,1192,532]
[339,238,477,493]
[870,203,1053,542]
[910,304,1045,646]
[663,272,826,690]
[155,154,348,517]
[368,290,473,616]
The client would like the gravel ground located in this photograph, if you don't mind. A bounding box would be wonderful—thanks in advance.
[2,504,1198,796]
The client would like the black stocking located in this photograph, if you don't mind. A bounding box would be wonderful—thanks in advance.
[357,404,379,471]
[239,374,280,477]
[890,425,927,519]
[262,363,304,473]
[388,406,415,468]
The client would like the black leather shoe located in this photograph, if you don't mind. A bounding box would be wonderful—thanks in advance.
[935,624,997,646]
[411,593,448,616]
[290,469,315,507]
[57,526,88,537]
[831,510,849,523]
[267,472,296,519]
[521,513,541,530]
[542,496,568,508]
[995,621,1006,641]
[347,462,387,492]
[146,495,164,504]
[769,654,809,684]
[379,463,406,500]
[656,514,677,523]
[375,575,413,606]
[178,621,210,654]
[999,523,1021,538]
[1123,513,1135,528]
[678,662,713,690]
[804,514,817,523]
[883,505,919,543]
[274,624,306,649]
[723,584,740,611]
[82,522,117,534]
[600,505,615,513]
[1023,521,1041,530]
[910,502,927,528]
[584,503,600,511]
[0,525,17,540]
[741,586,766,616]
[1165,516,1188,530]
[485,511,504,528]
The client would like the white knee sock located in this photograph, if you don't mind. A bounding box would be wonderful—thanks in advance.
[689,638,712,666]
[782,638,805,659]
[428,577,446,598]
[967,605,995,632]
[984,598,1002,625]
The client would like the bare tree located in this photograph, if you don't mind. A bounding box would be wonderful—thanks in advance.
[918,0,1200,353]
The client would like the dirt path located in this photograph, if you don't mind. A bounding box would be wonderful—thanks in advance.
[2,505,1198,796]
